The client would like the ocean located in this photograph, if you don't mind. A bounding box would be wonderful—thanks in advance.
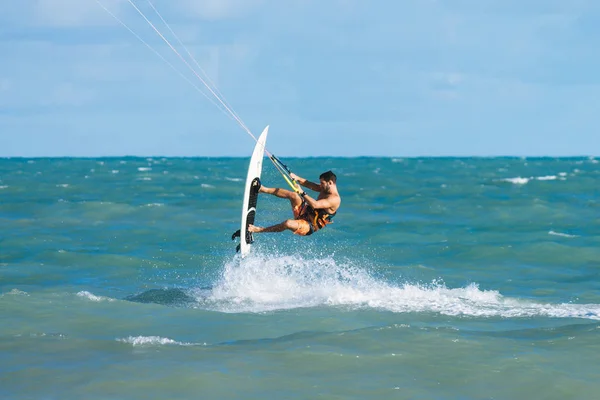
[1,156,599,399]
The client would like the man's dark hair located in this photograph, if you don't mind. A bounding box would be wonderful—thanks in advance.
[320,170,336,183]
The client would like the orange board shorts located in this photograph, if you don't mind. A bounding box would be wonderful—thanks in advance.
[292,205,312,236]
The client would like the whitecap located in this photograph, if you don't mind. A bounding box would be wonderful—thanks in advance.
[201,183,215,189]
[138,167,152,172]
[76,291,114,302]
[549,230,578,238]
[503,177,529,185]
[116,336,195,346]
[1,289,29,297]
[536,175,557,181]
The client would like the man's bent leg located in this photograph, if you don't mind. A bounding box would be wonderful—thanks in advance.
[248,219,303,234]
[259,186,303,211]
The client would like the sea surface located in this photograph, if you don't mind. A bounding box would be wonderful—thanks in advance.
[1,156,599,400]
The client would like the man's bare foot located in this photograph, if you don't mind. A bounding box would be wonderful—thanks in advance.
[247,224,262,233]
[258,185,270,194]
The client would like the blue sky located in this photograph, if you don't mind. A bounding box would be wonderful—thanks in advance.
[1,0,598,157]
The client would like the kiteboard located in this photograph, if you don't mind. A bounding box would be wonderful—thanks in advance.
[232,125,269,257]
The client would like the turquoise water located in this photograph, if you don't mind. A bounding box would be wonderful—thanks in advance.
[1,157,599,399]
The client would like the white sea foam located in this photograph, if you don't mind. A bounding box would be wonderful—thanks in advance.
[1,289,29,297]
[549,230,578,238]
[201,254,600,320]
[503,177,529,185]
[56,184,69,188]
[502,174,564,185]
[138,167,152,172]
[117,336,195,346]
[139,177,152,181]
[77,291,114,302]
[111,170,119,174]
[201,183,215,189]
[536,175,556,181]
[225,177,243,182]
[0,185,7,189]
[145,203,164,207]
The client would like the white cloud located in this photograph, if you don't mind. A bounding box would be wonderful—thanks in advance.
[34,0,125,27]
[431,72,463,87]
[43,82,95,107]
[0,79,11,92]
[179,0,264,20]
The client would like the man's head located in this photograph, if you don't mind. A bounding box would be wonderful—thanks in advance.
[319,170,337,192]
[319,170,336,183]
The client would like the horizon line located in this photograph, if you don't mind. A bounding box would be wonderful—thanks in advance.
[1,155,598,160]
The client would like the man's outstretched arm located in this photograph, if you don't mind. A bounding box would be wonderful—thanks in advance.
[290,173,320,192]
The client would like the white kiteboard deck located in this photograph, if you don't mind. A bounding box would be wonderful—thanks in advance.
[232,125,269,257]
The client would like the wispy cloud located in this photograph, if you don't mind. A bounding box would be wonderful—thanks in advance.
[0,78,10,93]
[43,82,95,107]
[178,0,265,20]
[34,0,126,27]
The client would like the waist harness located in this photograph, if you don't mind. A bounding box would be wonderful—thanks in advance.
[298,201,336,235]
